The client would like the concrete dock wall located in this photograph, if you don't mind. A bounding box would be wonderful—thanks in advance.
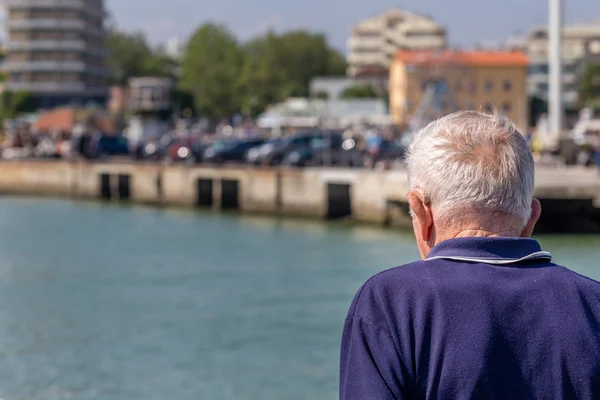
[0,161,598,231]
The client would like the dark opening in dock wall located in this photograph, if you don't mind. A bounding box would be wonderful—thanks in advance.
[156,173,163,201]
[327,183,352,219]
[221,179,240,210]
[275,170,283,212]
[117,174,131,200]
[196,178,213,207]
[99,173,111,200]
[536,198,600,233]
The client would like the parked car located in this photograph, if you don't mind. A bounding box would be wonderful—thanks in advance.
[365,139,406,169]
[248,132,324,166]
[203,138,266,164]
[282,133,363,167]
[73,134,129,160]
[246,138,284,165]
[96,135,130,158]
[134,135,173,161]
[168,136,201,163]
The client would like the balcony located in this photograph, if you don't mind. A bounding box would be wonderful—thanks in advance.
[7,18,85,30]
[7,0,83,8]
[347,36,383,51]
[6,0,104,15]
[87,27,107,38]
[6,40,86,51]
[347,52,389,67]
[5,81,85,93]
[87,47,109,57]
[4,61,86,72]
[86,66,110,77]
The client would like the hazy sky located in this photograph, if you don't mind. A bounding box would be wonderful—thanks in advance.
[105,0,599,51]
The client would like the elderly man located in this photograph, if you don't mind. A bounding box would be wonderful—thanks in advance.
[340,111,600,399]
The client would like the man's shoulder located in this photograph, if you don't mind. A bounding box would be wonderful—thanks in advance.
[550,263,600,291]
[347,260,435,320]
[365,260,435,288]
[349,260,600,321]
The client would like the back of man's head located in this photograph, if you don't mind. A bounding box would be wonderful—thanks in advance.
[407,111,535,235]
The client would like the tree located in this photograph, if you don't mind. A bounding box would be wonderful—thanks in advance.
[179,24,244,119]
[579,63,600,111]
[107,30,171,85]
[0,91,35,120]
[238,30,346,115]
[341,84,379,99]
[314,90,329,100]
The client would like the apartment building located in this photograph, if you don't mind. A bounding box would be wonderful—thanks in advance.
[4,0,109,108]
[347,9,446,78]
[389,51,529,130]
[508,22,600,107]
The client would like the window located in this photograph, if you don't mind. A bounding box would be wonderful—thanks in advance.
[469,81,477,94]
[503,80,512,92]
[485,80,494,92]
[532,29,547,40]
[502,102,512,113]
[454,80,463,92]
[529,64,548,75]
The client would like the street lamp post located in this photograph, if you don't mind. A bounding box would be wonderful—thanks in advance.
[548,0,564,136]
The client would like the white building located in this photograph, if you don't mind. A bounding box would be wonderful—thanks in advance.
[508,22,600,107]
[347,9,446,77]
[166,37,185,60]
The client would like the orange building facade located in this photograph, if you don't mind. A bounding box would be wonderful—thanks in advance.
[389,51,530,131]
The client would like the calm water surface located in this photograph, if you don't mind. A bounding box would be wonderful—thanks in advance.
[0,198,598,399]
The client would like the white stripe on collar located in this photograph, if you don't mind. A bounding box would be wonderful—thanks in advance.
[426,251,553,265]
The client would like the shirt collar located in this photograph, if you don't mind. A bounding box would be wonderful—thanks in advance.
[426,237,552,265]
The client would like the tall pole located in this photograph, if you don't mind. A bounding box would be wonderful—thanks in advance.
[548,0,563,135]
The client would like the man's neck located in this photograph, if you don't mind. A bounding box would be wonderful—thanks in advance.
[434,227,521,246]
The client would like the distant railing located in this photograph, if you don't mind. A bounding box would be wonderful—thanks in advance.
[6,0,104,15]
[4,61,85,72]
[6,40,86,51]
[7,18,85,30]
[5,81,85,92]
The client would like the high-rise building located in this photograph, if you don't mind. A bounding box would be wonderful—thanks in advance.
[389,50,529,131]
[4,0,109,108]
[347,9,446,78]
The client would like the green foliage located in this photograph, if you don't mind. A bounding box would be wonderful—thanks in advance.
[177,24,347,118]
[579,63,600,109]
[179,24,244,119]
[340,84,379,99]
[0,91,35,119]
[238,30,346,115]
[314,90,329,100]
[107,30,172,85]
[109,23,347,118]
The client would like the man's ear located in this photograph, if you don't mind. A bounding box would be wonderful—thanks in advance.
[521,198,542,238]
[408,190,434,242]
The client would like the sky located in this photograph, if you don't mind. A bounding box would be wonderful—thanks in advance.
[106,0,598,51]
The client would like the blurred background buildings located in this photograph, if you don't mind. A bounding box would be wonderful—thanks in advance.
[0,1,598,158]
[4,0,109,108]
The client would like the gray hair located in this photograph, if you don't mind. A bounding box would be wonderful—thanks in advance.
[406,111,535,227]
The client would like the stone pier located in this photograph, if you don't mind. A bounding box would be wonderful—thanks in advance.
[0,160,597,232]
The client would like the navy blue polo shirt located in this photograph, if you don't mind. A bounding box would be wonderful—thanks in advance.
[340,237,600,399]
